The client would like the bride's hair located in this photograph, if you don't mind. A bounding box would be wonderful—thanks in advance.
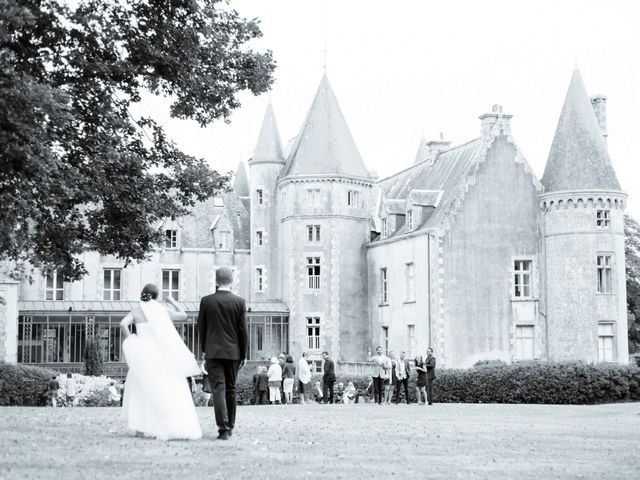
[140,284,159,302]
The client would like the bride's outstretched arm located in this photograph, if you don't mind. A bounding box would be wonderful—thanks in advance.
[120,312,133,339]
[165,296,187,321]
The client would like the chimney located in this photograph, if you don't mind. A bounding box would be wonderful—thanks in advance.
[479,104,513,139]
[590,94,608,144]
[426,132,452,157]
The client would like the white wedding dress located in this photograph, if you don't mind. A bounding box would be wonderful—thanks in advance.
[122,300,202,440]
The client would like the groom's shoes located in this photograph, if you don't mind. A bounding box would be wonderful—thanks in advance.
[216,431,230,441]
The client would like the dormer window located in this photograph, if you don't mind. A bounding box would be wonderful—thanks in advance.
[347,190,359,207]
[596,210,610,228]
[165,229,178,249]
[406,209,413,231]
[218,231,231,251]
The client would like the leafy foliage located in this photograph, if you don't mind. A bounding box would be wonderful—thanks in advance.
[625,214,640,352]
[0,0,275,280]
[0,361,56,406]
[83,338,104,377]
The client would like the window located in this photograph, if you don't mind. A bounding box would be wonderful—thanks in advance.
[256,189,264,205]
[382,326,389,355]
[217,231,230,251]
[382,218,388,238]
[597,323,615,362]
[405,263,415,301]
[307,257,321,289]
[255,268,263,292]
[256,231,263,247]
[103,269,122,301]
[515,325,535,360]
[513,260,532,298]
[311,360,323,374]
[407,325,416,356]
[307,225,321,242]
[596,210,610,228]
[165,229,178,249]
[380,267,388,304]
[306,188,320,206]
[347,190,359,207]
[406,209,413,231]
[162,269,180,300]
[45,271,64,301]
[307,317,321,350]
[596,255,612,293]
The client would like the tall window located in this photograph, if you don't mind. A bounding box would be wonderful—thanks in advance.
[307,257,321,289]
[597,323,615,362]
[596,210,610,228]
[513,260,532,298]
[255,268,263,292]
[406,209,413,231]
[256,231,263,247]
[347,190,359,207]
[306,188,320,206]
[597,255,612,293]
[307,225,321,242]
[45,271,64,301]
[406,325,416,357]
[514,325,535,360]
[103,269,122,301]
[217,231,230,251]
[382,218,388,238]
[307,317,321,350]
[380,267,388,304]
[162,269,180,300]
[165,229,178,249]
[256,189,264,205]
[382,326,389,355]
[405,262,415,301]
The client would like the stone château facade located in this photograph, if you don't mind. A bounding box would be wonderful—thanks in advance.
[0,68,628,373]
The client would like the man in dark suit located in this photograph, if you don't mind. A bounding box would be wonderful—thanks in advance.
[197,267,248,440]
[395,351,411,404]
[321,351,336,404]
[425,348,436,406]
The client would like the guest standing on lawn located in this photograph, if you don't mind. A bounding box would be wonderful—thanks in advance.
[267,357,282,404]
[197,267,248,440]
[256,366,269,405]
[425,348,436,406]
[47,375,60,407]
[414,355,427,405]
[64,373,76,407]
[395,351,411,404]
[322,351,336,404]
[386,351,398,404]
[298,352,311,405]
[369,346,389,405]
[282,355,296,404]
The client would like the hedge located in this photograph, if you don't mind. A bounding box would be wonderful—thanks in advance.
[235,361,640,406]
[0,361,56,406]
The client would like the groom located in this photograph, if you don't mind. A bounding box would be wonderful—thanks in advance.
[197,267,248,440]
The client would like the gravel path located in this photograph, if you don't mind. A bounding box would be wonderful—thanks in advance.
[1,402,639,480]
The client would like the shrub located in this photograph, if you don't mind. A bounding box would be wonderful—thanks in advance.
[232,362,640,406]
[83,338,103,377]
[56,373,121,407]
[0,362,57,406]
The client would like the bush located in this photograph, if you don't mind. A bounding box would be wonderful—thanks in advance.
[0,362,57,406]
[233,362,640,406]
[83,338,103,377]
[55,373,121,407]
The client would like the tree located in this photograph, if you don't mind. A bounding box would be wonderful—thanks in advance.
[0,0,275,280]
[625,214,640,352]
[83,337,103,377]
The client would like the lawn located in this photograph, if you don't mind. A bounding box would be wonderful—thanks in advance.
[1,402,639,480]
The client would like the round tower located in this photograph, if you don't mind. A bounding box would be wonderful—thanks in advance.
[278,75,374,363]
[248,104,286,302]
[540,69,628,364]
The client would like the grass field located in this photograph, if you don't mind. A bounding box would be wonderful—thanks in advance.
[1,402,639,480]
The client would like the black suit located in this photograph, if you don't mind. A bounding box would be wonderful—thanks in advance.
[322,358,336,404]
[425,356,436,405]
[197,289,248,435]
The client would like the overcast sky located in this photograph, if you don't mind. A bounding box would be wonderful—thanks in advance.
[142,0,640,218]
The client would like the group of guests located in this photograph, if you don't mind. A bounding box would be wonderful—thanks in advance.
[45,373,122,406]
[249,347,436,405]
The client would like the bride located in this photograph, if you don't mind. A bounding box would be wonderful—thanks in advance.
[120,284,202,440]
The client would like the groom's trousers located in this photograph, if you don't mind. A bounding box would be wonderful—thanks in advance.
[206,359,240,435]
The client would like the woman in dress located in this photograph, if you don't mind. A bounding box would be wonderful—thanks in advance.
[120,284,202,440]
[281,355,296,404]
[414,354,427,405]
[267,356,282,405]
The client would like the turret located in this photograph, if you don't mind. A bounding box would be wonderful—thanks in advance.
[540,68,627,363]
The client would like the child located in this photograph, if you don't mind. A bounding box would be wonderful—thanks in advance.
[313,381,323,403]
[257,366,269,405]
[47,375,60,407]
[64,373,76,407]
[342,381,356,404]
[108,381,121,404]
[267,357,282,405]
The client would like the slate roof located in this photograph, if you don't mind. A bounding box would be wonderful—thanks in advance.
[250,103,285,164]
[542,68,621,192]
[376,138,485,237]
[233,162,250,197]
[280,74,371,179]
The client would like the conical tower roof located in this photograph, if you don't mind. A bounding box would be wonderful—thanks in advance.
[542,69,620,192]
[250,103,284,164]
[233,162,249,197]
[281,74,370,179]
